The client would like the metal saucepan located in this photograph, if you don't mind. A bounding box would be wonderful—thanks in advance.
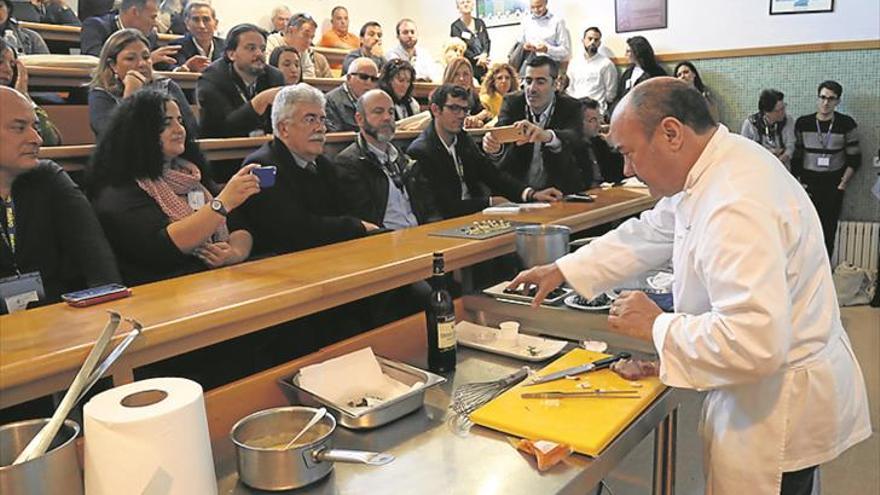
[0,419,83,495]
[230,406,394,491]
[515,224,571,268]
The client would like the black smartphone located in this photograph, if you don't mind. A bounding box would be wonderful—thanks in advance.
[61,284,132,307]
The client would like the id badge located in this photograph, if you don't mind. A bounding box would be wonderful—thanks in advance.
[0,271,45,313]
[187,189,206,210]
[461,31,472,40]
[817,156,831,168]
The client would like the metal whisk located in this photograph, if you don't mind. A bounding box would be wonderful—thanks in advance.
[451,367,531,416]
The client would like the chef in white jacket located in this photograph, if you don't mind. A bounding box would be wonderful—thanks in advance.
[511,78,871,495]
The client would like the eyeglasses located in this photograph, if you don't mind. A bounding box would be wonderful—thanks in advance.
[818,95,839,102]
[351,73,379,82]
[443,104,470,115]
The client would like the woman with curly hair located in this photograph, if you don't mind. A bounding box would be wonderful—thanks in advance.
[378,58,421,120]
[89,89,260,285]
[478,62,518,124]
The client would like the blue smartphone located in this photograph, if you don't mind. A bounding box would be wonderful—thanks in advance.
[252,166,277,188]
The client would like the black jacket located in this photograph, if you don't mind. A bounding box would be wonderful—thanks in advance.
[168,33,225,68]
[450,17,490,80]
[0,161,120,311]
[494,91,585,194]
[334,135,439,227]
[197,57,284,138]
[572,137,625,186]
[10,1,81,26]
[78,0,113,21]
[80,13,159,56]
[238,139,367,255]
[407,121,526,219]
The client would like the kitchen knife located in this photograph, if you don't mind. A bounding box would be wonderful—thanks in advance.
[524,352,631,386]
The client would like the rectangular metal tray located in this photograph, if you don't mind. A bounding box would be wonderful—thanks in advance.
[429,220,534,240]
[278,356,446,430]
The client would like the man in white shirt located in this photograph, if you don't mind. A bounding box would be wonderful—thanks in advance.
[511,78,871,495]
[384,18,440,82]
[517,0,571,71]
[566,26,617,116]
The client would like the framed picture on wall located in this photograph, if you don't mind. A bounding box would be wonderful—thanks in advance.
[770,0,834,15]
[615,0,667,33]
[476,0,529,28]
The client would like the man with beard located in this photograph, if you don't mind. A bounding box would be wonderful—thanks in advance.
[238,83,378,256]
[482,55,585,194]
[408,84,562,219]
[566,27,617,116]
[325,57,378,132]
[385,18,440,82]
[573,97,624,187]
[197,23,284,138]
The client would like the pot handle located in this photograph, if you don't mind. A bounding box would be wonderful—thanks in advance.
[313,448,395,466]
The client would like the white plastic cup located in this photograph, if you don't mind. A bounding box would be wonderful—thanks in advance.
[498,321,520,346]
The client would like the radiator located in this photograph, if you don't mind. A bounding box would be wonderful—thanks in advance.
[832,221,879,271]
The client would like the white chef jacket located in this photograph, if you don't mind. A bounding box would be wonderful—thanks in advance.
[556,125,871,495]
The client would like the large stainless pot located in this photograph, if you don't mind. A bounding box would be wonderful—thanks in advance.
[230,406,393,491]
[0,418,83,495]
[515,224,571,268]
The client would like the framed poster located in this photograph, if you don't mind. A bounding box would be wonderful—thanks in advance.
[476,0,529,28]
[770,0,834,15]
[615,0,667,33]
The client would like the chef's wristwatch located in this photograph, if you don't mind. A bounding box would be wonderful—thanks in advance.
[210,199,228,217]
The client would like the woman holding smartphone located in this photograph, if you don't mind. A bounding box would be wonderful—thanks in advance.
[89,89,260,285]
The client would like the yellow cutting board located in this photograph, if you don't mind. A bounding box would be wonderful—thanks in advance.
[469,349,666,457]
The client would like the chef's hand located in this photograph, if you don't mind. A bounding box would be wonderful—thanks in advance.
[607,291,662,342]
[507,262,565,308]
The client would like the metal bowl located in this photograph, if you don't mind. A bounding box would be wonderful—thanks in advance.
[0,418,83,495]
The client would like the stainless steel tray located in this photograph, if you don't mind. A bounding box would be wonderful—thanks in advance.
[278,356,446,430]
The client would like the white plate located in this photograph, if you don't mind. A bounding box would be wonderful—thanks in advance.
[455,322,567,362]
[563,292,617,312]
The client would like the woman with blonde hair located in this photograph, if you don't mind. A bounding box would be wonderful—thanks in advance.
[88,28,196,138]
[479,62,518,124]
[442,56,490,128]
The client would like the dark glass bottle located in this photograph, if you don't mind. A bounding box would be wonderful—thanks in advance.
[426,252,456,373]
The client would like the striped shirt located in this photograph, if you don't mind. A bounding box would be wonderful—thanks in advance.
[793,111,860,175]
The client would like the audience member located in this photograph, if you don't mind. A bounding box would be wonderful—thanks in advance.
[78,0,113,21]
[269,46,301,85]
[198,23,284,138]
[318,5,358,50]
[89,89,258,285]
[342,21,385,74]
[267,12,332,78]
[167,1,225,72]
[0,38,61,144]
[0,87,119,313]
[237,83,377,255]
[573,97,623,187]
[740,88,795,169]
[385,18,441,82]
[555,73,569,93]
[793,80,861,256]
[479,62,518,123]
[81,0,182,69]
[442,57,488,128]
[674,61,719,121]
[9,0,80,26]
[408,84,561,219]
[516,0,571,74]
[335,89,436,228]
[325,57,378,132]
[482,55,585,193]
[612,35,666,110]
[566,27,616,116]
[450,0,490,81]
[0,0,49,54]
[377,58,420,120]
[156,0,185,34]
[89,28,196,138]
[440,37,467,66]
[268,4,290,34]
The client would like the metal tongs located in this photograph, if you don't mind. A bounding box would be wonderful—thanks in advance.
[13,311,143,464]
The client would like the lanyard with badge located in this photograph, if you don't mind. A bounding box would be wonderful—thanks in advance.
[0,197,46,313]
[815,117,835,168]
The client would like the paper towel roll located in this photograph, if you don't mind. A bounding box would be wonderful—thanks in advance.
[83,377,217,495]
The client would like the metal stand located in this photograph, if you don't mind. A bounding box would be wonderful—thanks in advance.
[652,408,678,495]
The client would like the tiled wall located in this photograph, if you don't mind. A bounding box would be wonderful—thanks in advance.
[666,48,880,222]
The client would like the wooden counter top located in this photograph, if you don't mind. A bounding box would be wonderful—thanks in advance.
[0,188,654,407]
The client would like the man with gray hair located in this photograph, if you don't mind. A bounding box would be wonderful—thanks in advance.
[81,0,180,68]
[167,1,225,72]
[268,4,290,34]
[325,57,378,132]
[238,83,378,255]
[509,77,871,495]
[266,12,332,78]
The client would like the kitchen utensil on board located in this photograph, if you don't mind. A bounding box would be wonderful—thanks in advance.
[281,407,326,450]
[521,390,640,399]
[451,366,531,417]
[525,352,631,387]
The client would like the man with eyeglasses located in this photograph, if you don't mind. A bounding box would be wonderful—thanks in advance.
[342,21,386,75]
[325,57,378,132]
[267,12,332,78]
[385,18,441,82]
[408,84,562,219]
[792,80,861,256]
[238,83,378,256]
[482,55,585,194]
[741,89,795,169]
